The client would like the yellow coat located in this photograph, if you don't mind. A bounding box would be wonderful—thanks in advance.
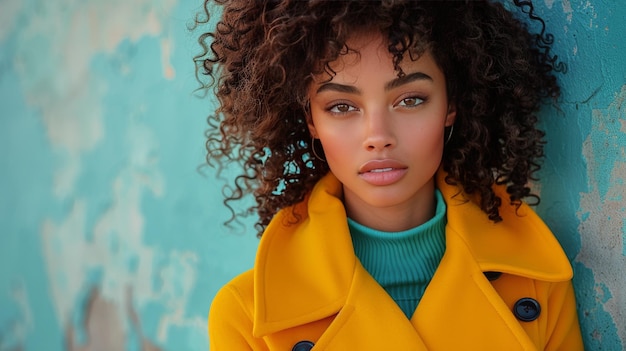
[209,173,583,350]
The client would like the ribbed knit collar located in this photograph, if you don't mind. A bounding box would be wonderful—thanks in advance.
[348,189,447,288]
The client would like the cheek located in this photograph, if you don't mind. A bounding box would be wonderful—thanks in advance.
[318,130,353,161]
[402,121,446,153]
[312,116,354,156]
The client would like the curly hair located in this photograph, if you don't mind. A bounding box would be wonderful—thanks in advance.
[195,0,564,237]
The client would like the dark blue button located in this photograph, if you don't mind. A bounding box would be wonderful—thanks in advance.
[484,271,502,281]
[513,297,541,322]
[292,340,314,351]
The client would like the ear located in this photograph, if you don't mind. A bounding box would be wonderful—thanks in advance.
[307,114,318,139]
[445,103,457,127]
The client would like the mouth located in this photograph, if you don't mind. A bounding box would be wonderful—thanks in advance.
[358,160,408,186]
[359,159,408,174]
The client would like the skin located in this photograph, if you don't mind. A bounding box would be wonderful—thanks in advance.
[307,32,456,232]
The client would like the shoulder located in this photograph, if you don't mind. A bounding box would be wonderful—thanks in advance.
[209,269,255,324]
[209,270,272,349]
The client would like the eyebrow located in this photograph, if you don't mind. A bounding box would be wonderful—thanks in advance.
[385,72,433,91]
[315,71,433,95]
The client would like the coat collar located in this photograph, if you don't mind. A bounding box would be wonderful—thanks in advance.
[252,174,355,336]
[435,171,572,282]
[252,171,572,337]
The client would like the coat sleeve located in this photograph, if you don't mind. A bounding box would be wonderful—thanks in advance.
[544,280,584,351]
[208,276,268,351]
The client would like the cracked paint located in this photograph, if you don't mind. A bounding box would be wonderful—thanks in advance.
[41,120,204,346]
[12,0,177,198]
[66,287,162,351]
[577,85,626,348]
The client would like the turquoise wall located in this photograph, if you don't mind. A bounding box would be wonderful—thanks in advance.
[536,1,626,349]
[0,1,623,350]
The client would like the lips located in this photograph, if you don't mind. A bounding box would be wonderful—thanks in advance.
[358,159,408,186]
[359,159,408,174]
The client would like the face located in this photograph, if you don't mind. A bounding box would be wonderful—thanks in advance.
[307,32,455,231]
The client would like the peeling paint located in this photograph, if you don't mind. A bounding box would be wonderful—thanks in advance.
[0,281,32,350]
[12,0,177,198]
[66,287,163,351]
[41,120,204,345]
[577,85,626,348]
[561,0,574,23]
[0,0,21,43]
[160,37,176,80]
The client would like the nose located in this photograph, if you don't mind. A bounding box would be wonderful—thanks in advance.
[363,109,396,151]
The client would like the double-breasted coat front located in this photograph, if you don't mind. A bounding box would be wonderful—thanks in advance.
[209,172,583,350]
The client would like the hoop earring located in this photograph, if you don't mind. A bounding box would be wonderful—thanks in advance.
[445,124,454,145]
[311,137,326,162]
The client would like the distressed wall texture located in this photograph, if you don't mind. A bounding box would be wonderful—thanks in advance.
[0,1,624,350]
[535,1,626,349]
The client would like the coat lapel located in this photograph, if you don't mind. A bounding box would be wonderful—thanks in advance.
[412,227,538,350]
[316,260,429,349]
[252,174,355,337]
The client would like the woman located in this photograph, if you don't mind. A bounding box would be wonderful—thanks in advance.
[197,0,583,349]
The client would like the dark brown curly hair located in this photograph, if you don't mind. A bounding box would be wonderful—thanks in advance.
[194,0,565,237]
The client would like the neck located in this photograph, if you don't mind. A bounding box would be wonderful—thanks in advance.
[343,181,436,232]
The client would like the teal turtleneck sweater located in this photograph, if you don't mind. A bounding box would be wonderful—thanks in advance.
[348,189,447,319]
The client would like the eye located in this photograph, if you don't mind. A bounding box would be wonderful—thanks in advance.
[397,96,424,108]
[328,103,358,114]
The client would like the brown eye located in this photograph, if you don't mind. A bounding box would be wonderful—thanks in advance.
[329,103,357,114]
[398,96,424,107]
[336,104,350,112]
